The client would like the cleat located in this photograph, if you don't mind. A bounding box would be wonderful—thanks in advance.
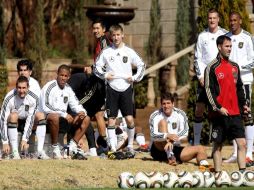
[97,145,109,156]
[37,150,50,160]
[11,150,21,160]
[52,145,63,159]
[168,155,177,166]
[223,154,237,163]
[136,144,149,152]
[246,157,254,167]
[107,151,125,160]
[125,148,135,159]
[69,146,87,160]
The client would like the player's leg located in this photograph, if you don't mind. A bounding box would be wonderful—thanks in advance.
[46,113,63,159]
[34,111,49,159]
[235,138,247,170]
[7,112,20,159]
[135,126,149,152]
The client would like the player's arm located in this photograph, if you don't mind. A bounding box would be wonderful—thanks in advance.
[0,98,11,151]
[204,64,222,111]
[131,50,146,82]
[149,114,168,141]
[94,53,107,80]
[175,110,189,145]
[241,36,254,70]
[68,88,87,116]
[194,35,206,84]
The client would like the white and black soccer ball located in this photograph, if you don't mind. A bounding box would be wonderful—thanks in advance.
[243,170,254,187]
[230,171,244,187]
[117,172,135,189]
[134,172,150,189]
[178,171,193,188]
[203,171,216,187]
[163,171,179,188]
[192,171,205,188]
[215,171,231,187]
[147,171,164,188]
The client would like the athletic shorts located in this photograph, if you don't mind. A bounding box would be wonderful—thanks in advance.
[210,115,245,143]
[150,143,184,163]
[17,119,26,133]
[196,84,208,104]
[106,85,133,118]
[45,115,72,134]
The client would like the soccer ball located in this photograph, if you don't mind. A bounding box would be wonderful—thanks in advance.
[178,171,193,188]
[215,171,231,187]
[134,172,150,189]
[117,172,135,189]
[203,171,216,187]
[147,171,164,188]
[163,171,179,188]
[230,171,243,187]
[192,171,205,188]
[243,170,254,186]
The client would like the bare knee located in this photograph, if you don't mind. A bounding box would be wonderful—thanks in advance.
[125,115,134,126]
[158,119,168,133]
[35,112,45,121]
[8,112,19,122]
[47,113,60,126]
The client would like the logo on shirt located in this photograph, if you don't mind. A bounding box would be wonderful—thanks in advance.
[238,42,244,48]
[212,130,218,139]
[217,72,224,79]
[172,122,177,129]
[25,105,29,111]
[123,56,128,63]
[109,56,115,62]
[64,96,68,103]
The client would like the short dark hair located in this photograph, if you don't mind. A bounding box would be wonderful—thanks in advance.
[230,11,242,19]
[16,76,29,87]
[216,35,231,46]
[109,24,123,34]
[92,18,106,29]
[208,8,219,17]
[57,64,70,73]
[160,93,177,103]
[17,59,33,71]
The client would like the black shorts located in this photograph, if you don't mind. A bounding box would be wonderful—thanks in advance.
[150,143,184,163]
[106,85,133,118]
[210,115,245,143]
[18,119,26,133]
[196,84,208,104]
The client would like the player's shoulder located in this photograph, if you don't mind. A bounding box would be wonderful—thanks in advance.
[173,107,187,117]
[4,89,16,102]
[218,26,228,34]
[150,109,163,120]
[41,80,57,90]
[27,90,39,102]
[242,29,252,37]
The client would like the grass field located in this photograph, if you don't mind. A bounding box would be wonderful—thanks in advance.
[0,145,253,189]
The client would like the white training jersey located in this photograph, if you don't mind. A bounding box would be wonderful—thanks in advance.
[29,77,41,98]
[0,89,38,144]
[226,29,254,84]
[39,80,87,117]
[194,27,227,79]
[149,107,189,143]
[94,43,145,92]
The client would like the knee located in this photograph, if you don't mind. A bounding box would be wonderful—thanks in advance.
[158,119,168,133]
[125,116,134,126]
[47,114,60,126]
[35,112,45,121]
[237,140,247,150]
[81,116,90,127]
[135,126,142,133]
[8,112,19,122]
[95,111,104,119]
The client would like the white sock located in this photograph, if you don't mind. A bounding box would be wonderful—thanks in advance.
[127,125,135,149]
[107,126,116,152]
[8,127,18,152]
[199,159,209,166]
[136,133,146,146]
[246,125,254,159]
[89,147,97,156]
[165,149,174,158]
[232,139,237,157]
[36,124,46,152]
[193,122,202,145]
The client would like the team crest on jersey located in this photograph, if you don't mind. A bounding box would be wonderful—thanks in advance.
[232,68,238,79]
[238,42,244,48]
[25,105,29,111]
[217,72,224,79]
[212,129,218,139]
[123,56,128,63]
[172,122,177,129]
[64,96,68,103]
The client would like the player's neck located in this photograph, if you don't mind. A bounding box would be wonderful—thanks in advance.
[209,26,218,33]
[114,42,124,49]
[232,28,242,35]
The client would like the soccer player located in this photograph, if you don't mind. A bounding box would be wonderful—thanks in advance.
[149,93,210,170]
[94,24,145,159]
[40,64,90,159]
[0,76,38,159]
[193,9,227,145]
[224,12,254,166]
[17,59,49,159]
[82,19,112,151]
[205,35,248,173]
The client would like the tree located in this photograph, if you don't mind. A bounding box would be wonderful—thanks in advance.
[175,0,191,85]
[0,0,8,104]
